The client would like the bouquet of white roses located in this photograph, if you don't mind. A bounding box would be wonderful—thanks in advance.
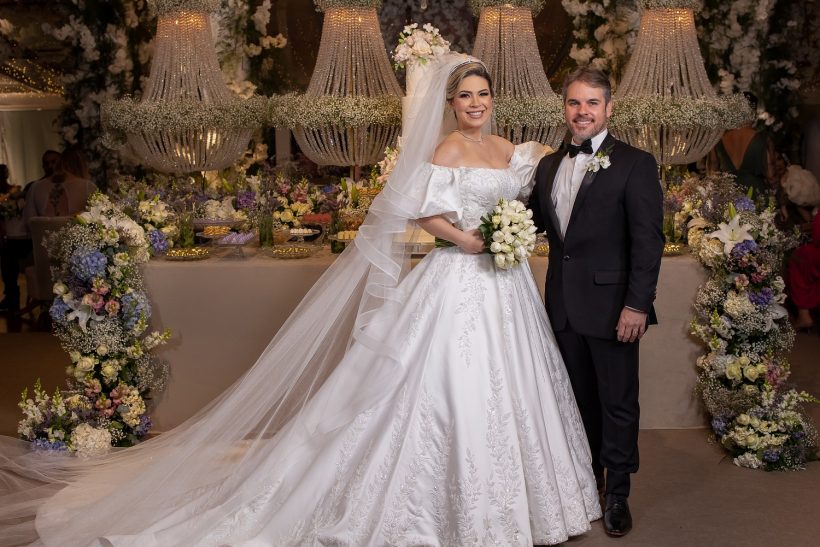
[436,198,537,269]
[482,199,538,269]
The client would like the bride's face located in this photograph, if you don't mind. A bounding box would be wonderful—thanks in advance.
[450,75,493,131]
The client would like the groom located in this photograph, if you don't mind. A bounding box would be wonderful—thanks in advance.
[530,67,664,537]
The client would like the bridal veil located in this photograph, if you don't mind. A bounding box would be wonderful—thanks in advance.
[0,53,491,546]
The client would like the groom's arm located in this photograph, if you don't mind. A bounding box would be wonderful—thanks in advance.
[623,152,664,314]
[529,158,549,234]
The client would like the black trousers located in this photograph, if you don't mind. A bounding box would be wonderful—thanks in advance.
[0,238,32,307]
[554,322,640,498]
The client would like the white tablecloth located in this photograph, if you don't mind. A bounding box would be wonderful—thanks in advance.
[145,249,708,431]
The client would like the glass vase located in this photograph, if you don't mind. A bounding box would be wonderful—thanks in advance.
[258,213,273,247]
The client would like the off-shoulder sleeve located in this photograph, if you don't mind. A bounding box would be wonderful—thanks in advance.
[413,163,463,224]
[512,141,552,200]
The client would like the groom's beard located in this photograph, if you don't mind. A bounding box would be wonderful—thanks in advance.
[569,114,608,143]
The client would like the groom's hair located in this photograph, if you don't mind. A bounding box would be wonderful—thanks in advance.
[561,67,612,104]
[446,62,494,102]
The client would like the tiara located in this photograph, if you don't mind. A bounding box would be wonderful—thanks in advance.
[445,53,487,74]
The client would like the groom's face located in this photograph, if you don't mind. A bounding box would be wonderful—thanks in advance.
[564,81,612,144]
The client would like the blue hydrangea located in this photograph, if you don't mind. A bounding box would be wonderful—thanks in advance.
[748,288,774,308]
[147,229,169,254]
[120,291,151,330]
[31,438,68,452]
[711,416,729,437]
[70,249,108,282]
[734,197,756,212]
[730,239,758,258]
[762,449,781,463]
[50,296,71,322]
[135,414,152,437]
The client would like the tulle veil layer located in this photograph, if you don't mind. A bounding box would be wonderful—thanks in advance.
[0,53,489,546]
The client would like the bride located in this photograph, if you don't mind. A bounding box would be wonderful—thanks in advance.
[0,54,600,546]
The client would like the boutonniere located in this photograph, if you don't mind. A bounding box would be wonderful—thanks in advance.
[586,145,613,173]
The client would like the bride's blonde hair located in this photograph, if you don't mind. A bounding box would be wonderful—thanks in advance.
[445,61,493,102]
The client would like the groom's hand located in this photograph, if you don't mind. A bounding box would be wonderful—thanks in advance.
[616,307,647,343]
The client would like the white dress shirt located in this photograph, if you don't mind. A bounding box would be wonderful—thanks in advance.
[551,129,608,237]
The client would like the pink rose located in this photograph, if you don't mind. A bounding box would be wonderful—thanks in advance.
[82,292,105,312]
[92,278,110,296]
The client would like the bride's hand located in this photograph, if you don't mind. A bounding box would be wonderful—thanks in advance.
[457,229,485,254]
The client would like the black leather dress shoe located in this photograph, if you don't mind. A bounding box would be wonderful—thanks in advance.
[604,495,632,537]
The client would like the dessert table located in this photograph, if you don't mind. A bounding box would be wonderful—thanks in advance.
[145,247,708,431]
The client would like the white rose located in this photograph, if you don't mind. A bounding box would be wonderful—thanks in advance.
[101,363,117,381]
[76,356,96,373]
[96,344,109,356]
[53,282,69,296]
[494,254,506,268]
[743,365,760,382]
[490,241,503,253]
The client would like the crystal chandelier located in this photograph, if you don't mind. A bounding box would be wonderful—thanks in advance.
[287,0,402,167]
[471,0,565,148]
[610,0,752,166]
[102,0,264,173]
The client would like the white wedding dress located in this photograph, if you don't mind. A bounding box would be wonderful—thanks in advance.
[74,143,596,547]
[8,142,600,547]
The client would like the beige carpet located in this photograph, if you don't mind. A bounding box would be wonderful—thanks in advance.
[1,329,818,545]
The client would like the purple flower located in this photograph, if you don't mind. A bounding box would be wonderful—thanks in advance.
[734,197,756,212]
[748,287,774,308]
[50,297,71,322]
[31,438,68,452]
[730,239,758,258]
[762,449,781,463]
[135,414,152,436]
[147,229,169,255]
[236,191,256,211]
[69,250,108,282]
[711,416,729,437]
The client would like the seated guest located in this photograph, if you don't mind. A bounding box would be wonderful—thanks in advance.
[23,147,96,231]
[1,152,62,312]
[707,92,775,199]
[788,211,820,330]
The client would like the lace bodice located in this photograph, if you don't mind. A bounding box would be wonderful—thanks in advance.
[416,141,548,230]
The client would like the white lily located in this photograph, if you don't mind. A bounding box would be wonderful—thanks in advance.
[710,215,754,255]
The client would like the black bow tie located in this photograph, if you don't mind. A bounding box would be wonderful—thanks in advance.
[568,139,593,158]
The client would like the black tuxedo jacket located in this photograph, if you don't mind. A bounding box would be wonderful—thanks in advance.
[530,133,664,340]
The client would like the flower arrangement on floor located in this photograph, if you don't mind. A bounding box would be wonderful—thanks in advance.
[677,173,818,470]
[18,194,170,456]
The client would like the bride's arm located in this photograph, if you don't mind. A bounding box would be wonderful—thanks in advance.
[416,216,485,254]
